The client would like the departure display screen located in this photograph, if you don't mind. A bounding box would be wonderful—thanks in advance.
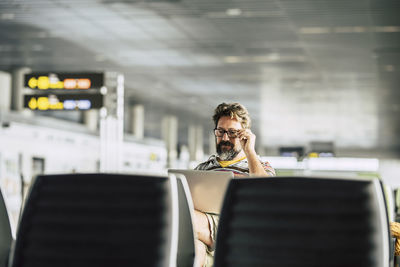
[24,73,104,90]
[24,94,104,111]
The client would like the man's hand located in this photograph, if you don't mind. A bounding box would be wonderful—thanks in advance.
[237,129,256,155]
[237,128,270,176]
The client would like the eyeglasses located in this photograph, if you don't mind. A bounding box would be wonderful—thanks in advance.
[214,128,238,138]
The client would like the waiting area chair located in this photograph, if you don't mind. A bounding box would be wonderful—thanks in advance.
[214,177,390,267]
[8,173,181,267]
[0,188,12,267]
[173,174,196,267]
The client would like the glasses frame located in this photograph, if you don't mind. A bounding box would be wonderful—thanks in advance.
[214,128,238,138]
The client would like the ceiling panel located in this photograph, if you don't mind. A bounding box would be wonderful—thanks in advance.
[0,0,399,150]
[170,17,225,39]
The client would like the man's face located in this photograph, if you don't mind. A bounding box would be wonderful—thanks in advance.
[215,116,243,161]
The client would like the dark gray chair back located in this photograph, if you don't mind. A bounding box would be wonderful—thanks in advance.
[9,173,177,267]
[214,177,390,267]
[174,175,195,267]
[0,188,12,267]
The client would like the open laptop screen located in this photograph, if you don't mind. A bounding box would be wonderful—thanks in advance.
[168,170,233,213]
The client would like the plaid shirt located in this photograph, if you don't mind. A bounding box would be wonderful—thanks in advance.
[194,154,276,176]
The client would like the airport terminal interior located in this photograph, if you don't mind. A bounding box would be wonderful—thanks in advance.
[0,0,400,266]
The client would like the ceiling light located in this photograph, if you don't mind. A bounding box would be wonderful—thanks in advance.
[302,26,400,34]
[100,87,107,95]
[243,11,282,17]
[37,32,48,38]
[294,80,304,88]
[267,53,280,61]
[374,26,400,33]
[32,44,43,52]
[226,8,242,16]
[95,54,106,62]
[206,10,282,18]
[352,26,367,33]
[224,55,305,64]
[384,65,395,72]
[299,27,330,34]
[224,56,242,63]
[1,13,15,20]
[334,27,352,33]
[334,26,367,33]
[188,97,197,104]
[0,45,12,52]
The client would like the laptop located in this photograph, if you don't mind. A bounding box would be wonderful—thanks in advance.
[168,169,234,213]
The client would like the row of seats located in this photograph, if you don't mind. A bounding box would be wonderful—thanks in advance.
[0,174,392,267]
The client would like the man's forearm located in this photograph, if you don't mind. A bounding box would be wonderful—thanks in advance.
[246,150,269,176]
[193,210,213,247]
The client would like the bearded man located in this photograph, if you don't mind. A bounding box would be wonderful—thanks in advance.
[193,102,275,267]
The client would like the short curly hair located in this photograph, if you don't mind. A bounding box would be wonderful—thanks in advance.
[213,102,251,129]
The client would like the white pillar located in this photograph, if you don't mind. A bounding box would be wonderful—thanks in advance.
[195,126,204,161]
[11,67,31,111]
[188,125,204,162]
[0,71,12,112]
[83,110,98,132]
[178,144,190,169]
[131,104,144,139]
[100,72,124,173]
[188,125,196,161]
[162,115,178,168]
[209,131,216,155]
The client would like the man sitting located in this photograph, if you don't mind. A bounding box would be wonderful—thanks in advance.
[193,102,275,267]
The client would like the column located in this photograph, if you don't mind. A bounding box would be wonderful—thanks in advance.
[0,71,12,112]
[83,110,99,132]
[11,67,31,111]
[162,115,178,168]
[209,131,216,156]
[188,124,204,162]
[131,104,144,139]
[100,72,124,172]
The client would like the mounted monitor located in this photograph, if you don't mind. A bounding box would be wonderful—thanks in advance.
[24,72,104,90]
[24,93,104,111]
